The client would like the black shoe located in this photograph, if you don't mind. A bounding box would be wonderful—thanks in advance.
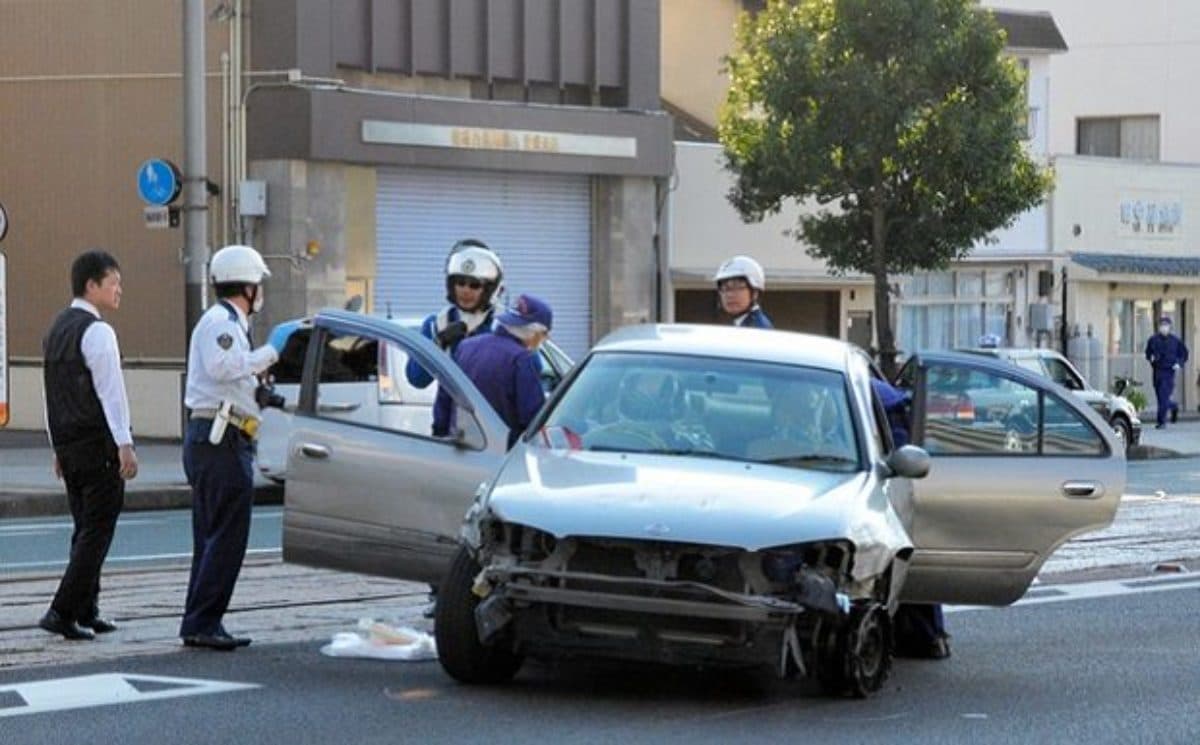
[80,616,118,634]
[181,633,239,651]
[39,609,95,641]
[1156,423,1166,430]
[895,633,951,660]
[1171,407,1179,424]
[216,629,252,647]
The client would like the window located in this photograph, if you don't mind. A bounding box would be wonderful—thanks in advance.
[1077,116,1160,160]
[918,363,1104,456]
[899,270,1013,352]
[1042,357,1083,391]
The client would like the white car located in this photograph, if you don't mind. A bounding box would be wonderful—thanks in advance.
[281,313,1124,697]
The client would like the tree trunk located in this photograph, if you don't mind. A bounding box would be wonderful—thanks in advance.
[872,201,898,379]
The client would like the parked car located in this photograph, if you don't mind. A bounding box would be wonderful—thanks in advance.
[281,312,1124,698]
[256,315,573,482]
[957,346,1142,452]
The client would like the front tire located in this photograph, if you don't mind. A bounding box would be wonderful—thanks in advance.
[816,603,892,698]
[434,546,524,685]
[1110,416,1133,454]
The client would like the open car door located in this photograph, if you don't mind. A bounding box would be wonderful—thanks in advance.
[283,310,510,584]
[896,351,1124,605]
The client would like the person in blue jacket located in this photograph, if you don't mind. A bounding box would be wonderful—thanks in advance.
[715,255,773,329]
[1145,315,1189,429]
[433,294,552,449]
[405,239,504,388]
[871,376,952,660]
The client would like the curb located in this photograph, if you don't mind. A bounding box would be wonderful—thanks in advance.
[0,484,284,519]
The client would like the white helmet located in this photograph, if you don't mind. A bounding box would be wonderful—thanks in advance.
[210,244,270,285]
[444,239,504,308]
[714,255,765,292]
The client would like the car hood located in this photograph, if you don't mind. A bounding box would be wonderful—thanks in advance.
[484,445,893,552]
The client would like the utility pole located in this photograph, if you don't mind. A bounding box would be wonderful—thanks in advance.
[183,0,209,334]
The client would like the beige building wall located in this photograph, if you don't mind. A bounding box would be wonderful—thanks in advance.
[661,0,741,126]
[983,0,1200,163]
[0,0,230,363]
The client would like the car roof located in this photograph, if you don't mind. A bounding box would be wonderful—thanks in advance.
[914,349,1066,390]
[591,324,854,371]
[957,346,1065,359]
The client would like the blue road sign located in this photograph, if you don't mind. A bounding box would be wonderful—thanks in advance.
[137,159,182,206]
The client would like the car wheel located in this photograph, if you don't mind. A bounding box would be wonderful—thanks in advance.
[816,602,892,699]
[434,546,524,685]
[1110,416,1133,454]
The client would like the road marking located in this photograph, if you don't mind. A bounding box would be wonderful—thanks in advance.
[0,673,259,718]
[948,572,1200,614]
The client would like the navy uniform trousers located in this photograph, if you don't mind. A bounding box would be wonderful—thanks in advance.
[179,417,255,638]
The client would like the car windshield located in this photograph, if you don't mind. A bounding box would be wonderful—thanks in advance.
[536,352,861,472]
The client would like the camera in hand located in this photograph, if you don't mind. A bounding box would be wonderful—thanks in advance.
[436,320,468,349]
[255,383,286,410]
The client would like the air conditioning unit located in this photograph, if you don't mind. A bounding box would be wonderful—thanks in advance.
[1029,303,1055,332]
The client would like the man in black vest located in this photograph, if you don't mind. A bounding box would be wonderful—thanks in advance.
[40,250,138,640]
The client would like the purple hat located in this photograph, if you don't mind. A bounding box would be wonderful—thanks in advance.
[498,293,553,331]
[1160,315,1173,325]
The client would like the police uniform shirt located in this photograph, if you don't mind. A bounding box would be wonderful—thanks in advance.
[184,300,278,415]
[43,298,134,448]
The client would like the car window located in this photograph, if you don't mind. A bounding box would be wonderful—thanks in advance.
[1013,357,1044,376]
[1042,393,1105,455]
[270,328,311,385]
[537,352,861,472]
[920,362,1104,456]
[1042,357,1083,390]
[311,330,464,440]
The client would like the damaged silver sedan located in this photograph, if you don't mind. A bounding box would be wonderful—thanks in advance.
[282,315,1124,698]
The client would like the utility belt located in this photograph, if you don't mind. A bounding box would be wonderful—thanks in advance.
[190,401,260,443]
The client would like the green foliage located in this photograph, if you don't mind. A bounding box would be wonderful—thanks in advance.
[1124,389,1148,413]
[720,0,1053,372]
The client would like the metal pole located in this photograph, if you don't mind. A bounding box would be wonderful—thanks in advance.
[183,0,209,333]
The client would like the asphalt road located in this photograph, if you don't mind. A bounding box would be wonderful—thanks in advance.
[0,507,283,574]
[1,580,1197,744]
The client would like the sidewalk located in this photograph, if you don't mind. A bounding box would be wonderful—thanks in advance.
[3,418,1199,518]
[0,430,281,519]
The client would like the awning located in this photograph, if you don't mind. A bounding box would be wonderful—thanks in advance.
[1070,252,1200,277]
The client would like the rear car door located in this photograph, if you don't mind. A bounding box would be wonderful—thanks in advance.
[283,310,511,584]
[896,352,1124,605]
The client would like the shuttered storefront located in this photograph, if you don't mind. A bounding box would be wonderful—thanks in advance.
[375,167,593,358]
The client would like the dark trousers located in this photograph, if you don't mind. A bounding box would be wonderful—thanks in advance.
[894,603,946,645]
[1153,368,1178,426]
[50,446,124,622]
[180,418,255,637]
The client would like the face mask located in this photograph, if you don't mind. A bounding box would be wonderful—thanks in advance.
[251,286,264,314]
[1159,324,1171,335]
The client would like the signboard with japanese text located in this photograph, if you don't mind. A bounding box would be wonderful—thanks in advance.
[1119,195,1183,239]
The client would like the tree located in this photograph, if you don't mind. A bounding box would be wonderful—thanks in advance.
[720,0,1052,377]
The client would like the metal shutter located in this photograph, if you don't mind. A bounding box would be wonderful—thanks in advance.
[376,167,592,358]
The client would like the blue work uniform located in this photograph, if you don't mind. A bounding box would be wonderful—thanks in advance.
[1145,333,1189,426]
[432,327,545,448]
[733,306,773,329]
[179,300,277,640]
[404,305,495,388]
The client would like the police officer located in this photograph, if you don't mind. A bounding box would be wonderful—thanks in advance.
[432,294,552,449]
[39,250,138,640]
[179,244,280,650]
[405,239,505,388]
[715,255,772,328]
[1145,314,1189,429]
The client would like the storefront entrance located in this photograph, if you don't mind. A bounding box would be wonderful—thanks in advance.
[1108,298,1188,415]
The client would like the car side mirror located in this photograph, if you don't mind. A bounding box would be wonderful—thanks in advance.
[885,445,930,479]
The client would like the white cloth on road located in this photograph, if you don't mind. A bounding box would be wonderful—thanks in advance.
[319,619,438,662]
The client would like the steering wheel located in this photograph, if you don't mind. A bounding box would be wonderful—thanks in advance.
[581,421,670,451]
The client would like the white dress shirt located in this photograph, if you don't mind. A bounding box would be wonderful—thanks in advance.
[184,300,278,416]
[50,299,134,447]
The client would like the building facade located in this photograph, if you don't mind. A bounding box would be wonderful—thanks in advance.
[0,0,672,435]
